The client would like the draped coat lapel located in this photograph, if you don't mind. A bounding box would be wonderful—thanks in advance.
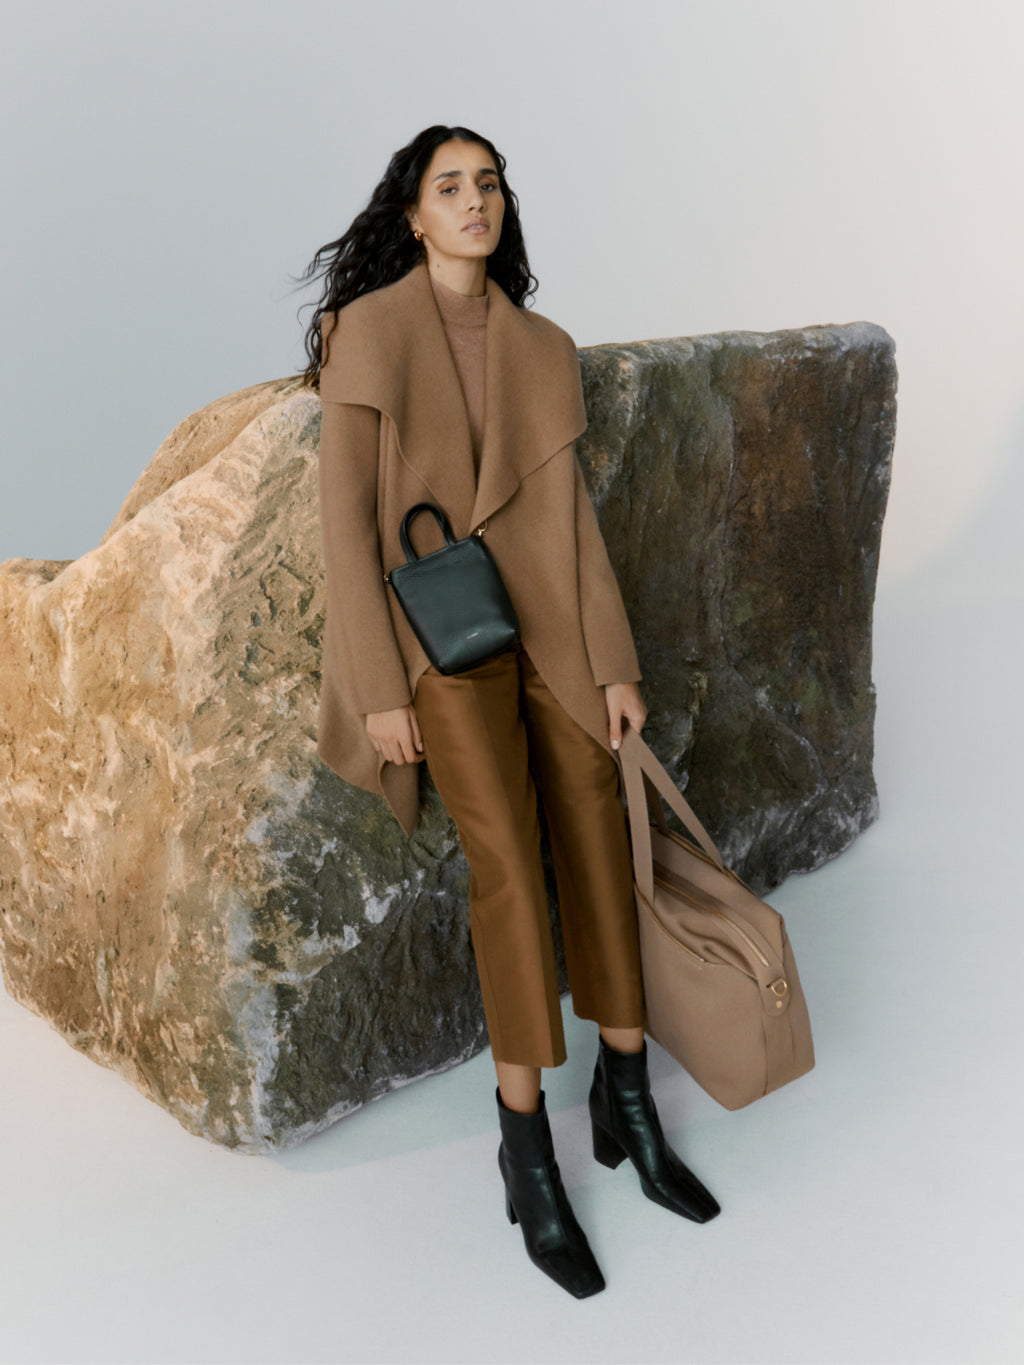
[319,260,588,538]
[316,260,642,838]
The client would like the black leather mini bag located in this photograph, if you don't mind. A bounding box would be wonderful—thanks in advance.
[384,502,521,675]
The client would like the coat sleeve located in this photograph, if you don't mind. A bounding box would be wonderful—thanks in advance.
[574,451,643,687]
[318,398,413,715]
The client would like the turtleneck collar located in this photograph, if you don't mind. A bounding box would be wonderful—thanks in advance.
[429,271,489,326]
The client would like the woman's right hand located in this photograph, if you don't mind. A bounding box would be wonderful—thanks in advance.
[365,705,426,765]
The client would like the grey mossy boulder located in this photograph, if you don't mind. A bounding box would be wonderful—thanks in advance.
[586,323,895,886]
[0,322,895,1151]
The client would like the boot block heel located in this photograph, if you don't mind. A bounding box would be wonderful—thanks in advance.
[591,1118,628,1170]
[505,1189,519,1225]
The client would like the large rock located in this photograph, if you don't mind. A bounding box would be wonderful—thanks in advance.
[0,323,895,1151]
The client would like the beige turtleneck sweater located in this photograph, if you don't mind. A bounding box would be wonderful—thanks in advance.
[428,272,488,477]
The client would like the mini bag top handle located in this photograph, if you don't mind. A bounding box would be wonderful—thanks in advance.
[395,501,485,563]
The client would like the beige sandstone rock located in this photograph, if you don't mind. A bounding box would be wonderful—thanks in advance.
[0,323,895,1150]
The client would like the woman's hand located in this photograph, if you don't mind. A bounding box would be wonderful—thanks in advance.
[365,705,426,765]
[604,681,647,750]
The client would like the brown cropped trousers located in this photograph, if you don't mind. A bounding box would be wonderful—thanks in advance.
[412,642,645,1068]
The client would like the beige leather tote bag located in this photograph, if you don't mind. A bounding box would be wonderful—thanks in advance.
[617,726,815,1110]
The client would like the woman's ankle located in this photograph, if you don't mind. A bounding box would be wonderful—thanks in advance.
[599,1024,645,1055]
[495,1060,541,1112]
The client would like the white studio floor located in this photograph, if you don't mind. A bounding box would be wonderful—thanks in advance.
[1,579,1021,1365]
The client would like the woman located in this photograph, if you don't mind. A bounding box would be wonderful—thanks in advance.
[299,125,719,1299]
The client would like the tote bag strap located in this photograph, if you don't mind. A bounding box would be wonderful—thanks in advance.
[616,726,726,906]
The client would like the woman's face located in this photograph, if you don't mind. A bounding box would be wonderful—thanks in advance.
[407,138,505,267]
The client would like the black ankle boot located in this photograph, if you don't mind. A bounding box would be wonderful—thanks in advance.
[589,1036,721,1223]
[496,1087,605,1299]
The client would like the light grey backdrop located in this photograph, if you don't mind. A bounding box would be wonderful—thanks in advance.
[1,0,1021,589]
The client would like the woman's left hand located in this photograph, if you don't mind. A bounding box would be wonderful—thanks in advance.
[604,681,647,750]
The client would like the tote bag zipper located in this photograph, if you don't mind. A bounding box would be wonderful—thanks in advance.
[635,881,708,964]
[651,870,771,968]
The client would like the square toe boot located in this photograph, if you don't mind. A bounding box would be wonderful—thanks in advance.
[589,1036,721,1223]
[496,1087,605,1299]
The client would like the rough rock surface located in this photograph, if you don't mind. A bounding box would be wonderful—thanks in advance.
[0,323,896,1151]
[585,324,896,884]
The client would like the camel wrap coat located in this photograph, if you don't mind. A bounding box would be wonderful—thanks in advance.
[315,258,643,838]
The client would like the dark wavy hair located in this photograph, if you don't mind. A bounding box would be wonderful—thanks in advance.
[292,125,538,392]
